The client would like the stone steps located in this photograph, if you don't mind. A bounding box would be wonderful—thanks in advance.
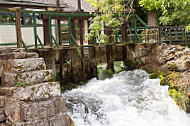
[5,97,68,125]
[3,58,46,73]
[0,48,70,126]
[0,96,5,122]
[4,70,53,86]
[0,82,60,101]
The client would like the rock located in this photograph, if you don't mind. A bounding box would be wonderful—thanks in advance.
[0,113,5,122]
[48,115,70,126]
[13,52,27,59]
[11,115,70,126]
[3,73,17,86]
[4,70,53,86]
[0,82,61,101]
[0,48,14,54]
[26,52,39,58]
[3,58,46,73]
[166,60,190,72]
[167,62,178,71]
[0,53,14,60]
[5,97,67,123]
[149,73,158,79]
[160,77,168,85]
[0,96,5,107]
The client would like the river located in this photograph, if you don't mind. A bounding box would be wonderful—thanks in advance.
[63,70,190,126]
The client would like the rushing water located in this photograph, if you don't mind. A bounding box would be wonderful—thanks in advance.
[63,70,190,126]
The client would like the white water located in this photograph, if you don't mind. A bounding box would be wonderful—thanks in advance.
[63,70,190,126]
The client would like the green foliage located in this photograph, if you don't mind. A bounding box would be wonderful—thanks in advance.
[97,65,113,80]
[85,0,134,43]
[149,73,158,79]
[169,88,190,111]
[16,82,26,87]
[114,61,126,74]
[160,77,168,85]
[139,0,190,27]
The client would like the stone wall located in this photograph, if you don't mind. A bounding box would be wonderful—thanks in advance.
[0,48,70,126]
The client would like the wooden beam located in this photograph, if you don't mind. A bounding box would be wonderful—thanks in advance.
[9,7,22,48]
[8,7,21,11]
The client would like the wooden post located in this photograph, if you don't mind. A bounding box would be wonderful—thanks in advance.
[169,28,172,45]
[56,0,62,45]
[57,20,62,45]
[158,27,161,45]
[121,23,127,43]
[43,17,50,46]
[71,19,76,40]
[79,19,84,46]
[105,27,112,43]
[9,7,22,48]
[77,0,82,11]
[106,44,114,72]
[185,31,188,46]
[122,45,127,66]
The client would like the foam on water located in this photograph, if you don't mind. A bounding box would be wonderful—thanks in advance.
[63,70,190,126]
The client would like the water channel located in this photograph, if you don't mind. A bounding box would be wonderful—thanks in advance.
[63,70,190,126]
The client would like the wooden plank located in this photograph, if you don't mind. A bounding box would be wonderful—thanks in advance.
[8,7,21,11]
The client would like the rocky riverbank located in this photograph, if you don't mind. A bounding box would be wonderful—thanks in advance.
[140,43,190,112]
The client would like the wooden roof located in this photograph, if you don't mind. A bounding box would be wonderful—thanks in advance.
[0,0,95,12]
[0,0,66,8]
[63,0,95,12]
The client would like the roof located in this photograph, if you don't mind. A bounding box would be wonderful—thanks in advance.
[0,0,66,8]
[63,0,95,12]
[0,0,95,12]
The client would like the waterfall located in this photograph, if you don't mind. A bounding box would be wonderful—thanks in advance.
[63,70,190,126]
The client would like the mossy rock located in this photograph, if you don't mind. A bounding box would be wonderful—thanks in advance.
[167,72,180,87]
[167,63,178,71]
[125,59,138,70]
[149,73,158,79]
[160,77,168,85]
[61,82,78,91]
[69,116,74,126]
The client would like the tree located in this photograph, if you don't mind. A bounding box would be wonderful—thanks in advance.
[85,0,134,43]
[139,0,190,29]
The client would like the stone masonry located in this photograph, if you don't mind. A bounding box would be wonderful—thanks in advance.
[0,48,70,126]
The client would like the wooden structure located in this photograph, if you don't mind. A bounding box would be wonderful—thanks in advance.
[0,0,95,48]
